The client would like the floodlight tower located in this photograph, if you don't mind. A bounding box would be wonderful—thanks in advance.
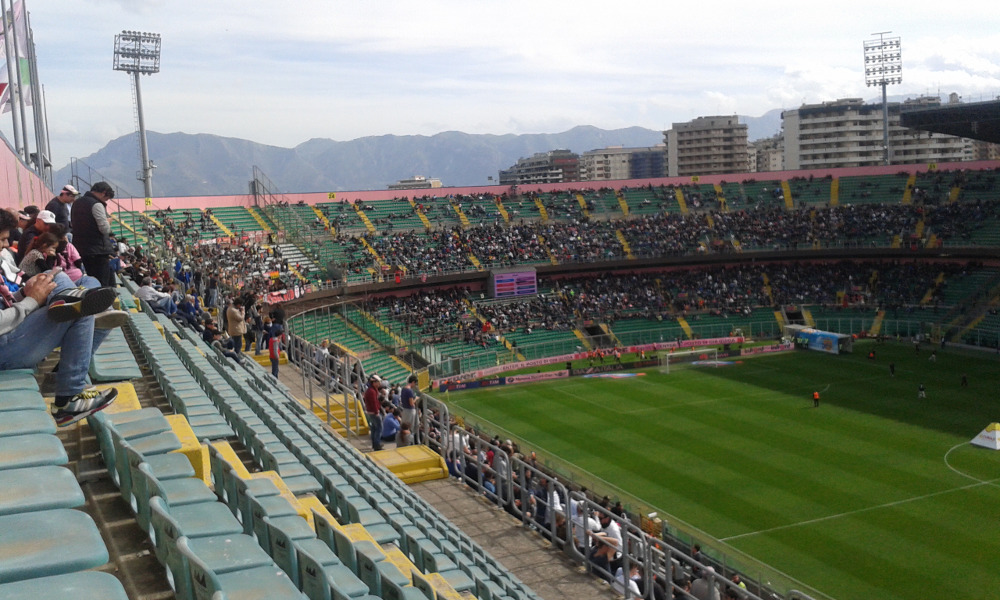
[113,31,161,200]
[864,32,901,165]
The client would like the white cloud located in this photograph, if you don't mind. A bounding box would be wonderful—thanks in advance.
[10,0,1000,174]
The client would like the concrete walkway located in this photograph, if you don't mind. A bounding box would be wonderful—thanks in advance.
[274,365,616,600]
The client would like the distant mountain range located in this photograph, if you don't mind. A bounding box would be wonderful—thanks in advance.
[53,110,783,197]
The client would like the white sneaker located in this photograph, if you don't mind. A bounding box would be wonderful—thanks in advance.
[51,387,118,427]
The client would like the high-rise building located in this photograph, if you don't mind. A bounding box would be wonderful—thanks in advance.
[579,145,667,181]
[663,116,749,177]
[752,135,784,172]
[498,150,579,186]
[782,96,968,169]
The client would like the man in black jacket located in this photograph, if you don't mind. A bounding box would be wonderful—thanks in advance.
[70,181,116,286]
[44,184,78,234]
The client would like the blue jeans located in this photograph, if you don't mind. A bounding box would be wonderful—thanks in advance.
[270,357,279,378]
[0,272,109,397]
[367,412,383,450]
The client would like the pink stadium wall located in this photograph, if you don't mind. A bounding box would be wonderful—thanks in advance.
[114,159,1000,213]
[0,139,53,211]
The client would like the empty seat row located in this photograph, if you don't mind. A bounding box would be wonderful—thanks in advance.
[0,370,125,597]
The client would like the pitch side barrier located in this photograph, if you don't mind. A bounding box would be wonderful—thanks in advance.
[421,391,794,600]
[432,336,746,389]
[434,342,795,392]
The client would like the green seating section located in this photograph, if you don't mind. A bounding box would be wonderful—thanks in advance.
[837,174,908,205]
[0,372,116,592]
[212,206,265,234]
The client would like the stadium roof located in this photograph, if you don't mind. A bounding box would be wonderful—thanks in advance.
[899,99,1000,144]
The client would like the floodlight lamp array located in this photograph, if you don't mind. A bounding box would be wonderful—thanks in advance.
[113,30,162,75]
[863,35,902,87]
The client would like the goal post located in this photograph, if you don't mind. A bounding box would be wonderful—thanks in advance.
[658,348,719,373]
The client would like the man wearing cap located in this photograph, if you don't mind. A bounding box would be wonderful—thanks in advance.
[45,185,78,233]
[9,205,37,245]
[15,208,55,266]
[71,181,117,286]
[364,375,385,451]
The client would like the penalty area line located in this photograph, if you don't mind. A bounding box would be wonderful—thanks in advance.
[719,477,999,542]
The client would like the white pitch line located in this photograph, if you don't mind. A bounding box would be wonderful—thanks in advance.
[721,476,1000,542]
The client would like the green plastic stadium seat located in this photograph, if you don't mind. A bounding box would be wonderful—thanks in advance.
[148,497,247,600]
[0,369,38,392]
[262,515,317,585]
[0,409,56,437]
[0,509,109,583]
[0,466,85,516]
[177,536,307,600]
[0,571,129,600]
[0,433,67,470]
[0,389,46,412]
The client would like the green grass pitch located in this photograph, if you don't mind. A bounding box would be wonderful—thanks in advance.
[445,341,1000,600]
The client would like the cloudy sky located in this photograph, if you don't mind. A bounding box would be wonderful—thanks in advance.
[9,0,1000,170]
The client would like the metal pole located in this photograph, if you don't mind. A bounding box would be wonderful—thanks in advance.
[41,83,50,182]
[882,82,890,165]
[25,9,44,176]
[1,0,23,161]
[134,70,153,199]
[8,0,30,164]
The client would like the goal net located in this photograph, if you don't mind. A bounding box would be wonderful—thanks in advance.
[658,348,719,373]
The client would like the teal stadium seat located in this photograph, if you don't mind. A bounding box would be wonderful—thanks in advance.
[148,496,248,600]
[0,571,129,600]
[176,535,307,600]
[0,509,109,583]
[0,409,56,437]
[0,433,67,470]
[0,466,85,516]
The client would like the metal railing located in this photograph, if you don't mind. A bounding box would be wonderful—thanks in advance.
[417,391,831,600]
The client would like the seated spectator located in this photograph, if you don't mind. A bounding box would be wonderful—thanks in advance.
[136,276,177,315]
[381,408,401,443]
[50,224,86,283]
[0,210,125,425]
[175,294,203,331]
[612,563,642,597]
[18,232,59,279]
[395,421,414,447]
[209,329,244,364]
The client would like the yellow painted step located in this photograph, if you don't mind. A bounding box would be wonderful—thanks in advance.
[246,206,272,232]
[901,173,917,204]
[451,201,470,227]
[781,180,794,209]
[369,444,448,484]
[948,186,960,203]
[869,310,886,336]
[407,198,433,229]
[575,193,591,218]
[830,178,840,206]
[359,237,387,268]
[494,198,510,223]
[533,196,549,221]
[675,317,693,339]
[354,203,377,234]
[802,308,816,327]
[617,192,630,216]
[537,234,558,265]
[674,188,688,214]
[773,310,786,329]
[209,214,234,237]
[311,206,334,234]
[615,229,634,260]
[573,329,592,350]
[165,414,210,484]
